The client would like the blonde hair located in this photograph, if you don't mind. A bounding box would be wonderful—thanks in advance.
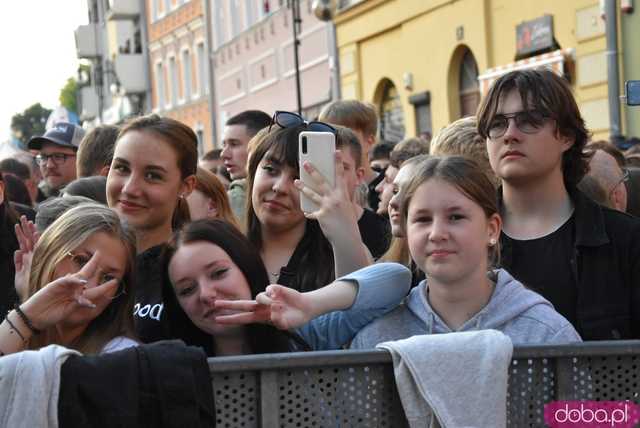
[389,138,430,169]
[319,100,378,138]
[28,203,137,354]
[430,116,497,186]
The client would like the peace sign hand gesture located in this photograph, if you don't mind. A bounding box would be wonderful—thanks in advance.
[20,250,119,331]
[214,284,315,331]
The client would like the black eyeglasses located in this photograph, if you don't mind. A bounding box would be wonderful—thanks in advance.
[35,153,76,166]
[269,111,336,134]
[609,168,630,196]
[486,110,549,139]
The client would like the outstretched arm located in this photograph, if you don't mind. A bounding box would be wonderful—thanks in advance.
[215,263,412,350]
[214,278,358,330]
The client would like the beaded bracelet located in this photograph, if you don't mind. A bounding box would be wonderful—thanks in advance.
[15,306,40,335]
[5,316,27,342]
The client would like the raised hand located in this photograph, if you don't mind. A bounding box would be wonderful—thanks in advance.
[14,215,40,301]
[20,250,119,331]
[294,150,359,244]
[214,284,315,330]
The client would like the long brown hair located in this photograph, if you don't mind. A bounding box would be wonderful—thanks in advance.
[192,167,241,230]
[117,114,198,230]
[401,156,501,268]
[245,125,335,291]
[28,203,137,354]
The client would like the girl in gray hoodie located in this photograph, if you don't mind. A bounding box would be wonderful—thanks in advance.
[349,156,581,349]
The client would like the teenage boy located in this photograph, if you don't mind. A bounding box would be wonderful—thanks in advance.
[220,110,271,222]
[477,69,640,340]
[334,126,391,259]
[76,124,119,177]
[319,101,383,212]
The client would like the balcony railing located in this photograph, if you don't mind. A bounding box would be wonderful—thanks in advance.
[106,0,141,21]
[75,24,101,59]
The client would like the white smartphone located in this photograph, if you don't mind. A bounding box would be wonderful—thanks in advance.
[298,131,336,213]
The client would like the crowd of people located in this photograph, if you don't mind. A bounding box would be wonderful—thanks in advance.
[1,68,639,362]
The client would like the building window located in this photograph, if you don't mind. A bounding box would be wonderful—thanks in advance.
[459,49,480,118]
[245,0,257,28]
[182,49,192,100]
[379,80,405,144]
[169,56,178,106]
[213,3,226,48]
[155,61,165,109]
[196,128,205,156]
[196,42,207,95]
[230,0,241,38]
[409,91,432,142]
[151,0,159,21]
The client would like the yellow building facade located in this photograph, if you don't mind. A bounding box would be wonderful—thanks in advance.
[335,0,625,142]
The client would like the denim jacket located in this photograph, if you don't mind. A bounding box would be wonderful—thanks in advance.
[296,263,411,350]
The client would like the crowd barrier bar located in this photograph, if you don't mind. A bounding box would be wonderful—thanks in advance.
[208,340,640,427]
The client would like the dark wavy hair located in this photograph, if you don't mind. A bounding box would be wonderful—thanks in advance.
[245,124,335,292]
[162,219,301,356]
[477,69,591,188]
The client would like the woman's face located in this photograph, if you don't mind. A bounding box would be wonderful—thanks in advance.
[168,241,252,337]
[186,189,217,221]
[107,130,187,233]
[407,179,499,286]
[388,163,417,237]
[251,153,306,232]
[52,231,128,327]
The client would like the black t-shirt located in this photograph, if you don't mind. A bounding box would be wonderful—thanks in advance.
[134,244,171,343]
[368,171,384,213]
[358,208,391,260]
[501,215,577,325]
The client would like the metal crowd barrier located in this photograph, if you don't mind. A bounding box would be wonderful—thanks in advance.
[208,340,640,427]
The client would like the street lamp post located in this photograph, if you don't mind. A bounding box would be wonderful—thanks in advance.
[290,0,303,115]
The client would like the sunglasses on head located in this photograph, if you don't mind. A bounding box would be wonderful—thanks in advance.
[269,111,336,134]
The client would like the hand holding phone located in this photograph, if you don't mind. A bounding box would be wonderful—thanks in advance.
[298,131,336,212]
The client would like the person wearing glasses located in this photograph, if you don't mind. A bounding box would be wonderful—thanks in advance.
[583,141,629,212]
[245,111,371,292]
[28,122,85,199]
[477,69,640,341]
[1,203,138,356]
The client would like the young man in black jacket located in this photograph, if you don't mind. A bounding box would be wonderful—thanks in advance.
[477,69,640,341]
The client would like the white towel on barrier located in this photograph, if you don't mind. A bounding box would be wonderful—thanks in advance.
[0,345,80,428]
[377,330,513,428]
